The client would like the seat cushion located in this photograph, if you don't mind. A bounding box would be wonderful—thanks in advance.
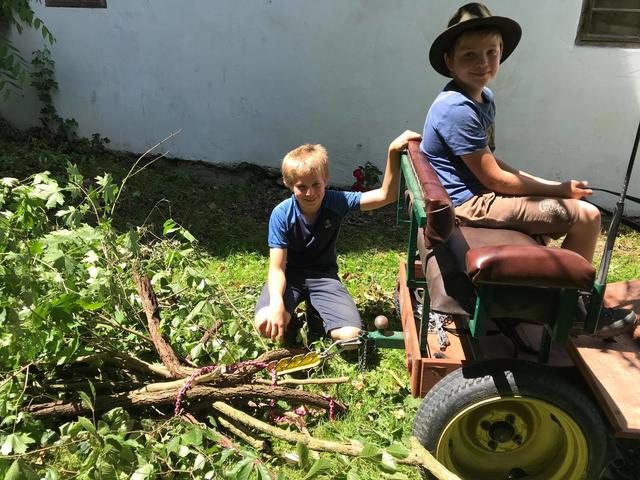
[466,245,595,290]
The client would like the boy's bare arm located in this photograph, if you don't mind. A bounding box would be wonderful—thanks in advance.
[265,248,288,342]
[462,147,592,199]
[495,157,560,186]
[360,130,422,211]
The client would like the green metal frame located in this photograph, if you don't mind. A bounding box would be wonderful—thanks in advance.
[367,152,431,351]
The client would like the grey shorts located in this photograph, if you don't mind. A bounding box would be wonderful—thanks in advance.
[255,271,362,334]
[455,192,582,239]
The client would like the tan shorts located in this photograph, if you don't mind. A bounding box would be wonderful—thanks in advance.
[454,192,582,239]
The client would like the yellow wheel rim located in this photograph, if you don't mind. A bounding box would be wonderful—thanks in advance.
[436,396,589,480]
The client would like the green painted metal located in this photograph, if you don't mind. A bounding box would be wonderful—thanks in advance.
[367,330,405,348]
[400,153,427,225]
[396,164,409,225]
[470,284,492,337]
[399,152,428,290]
[552,289,579,342]
[584,282,606,333]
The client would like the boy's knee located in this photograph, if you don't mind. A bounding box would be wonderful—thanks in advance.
[578,201,601,226]
[330,326,361,342]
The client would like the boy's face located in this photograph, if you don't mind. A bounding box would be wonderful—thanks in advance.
[290,170,326,215]
[445,31,502,97]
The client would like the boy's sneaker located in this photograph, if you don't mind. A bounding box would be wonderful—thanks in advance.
[574,296,638,338]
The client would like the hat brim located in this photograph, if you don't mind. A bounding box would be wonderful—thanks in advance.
[429,16,522,77]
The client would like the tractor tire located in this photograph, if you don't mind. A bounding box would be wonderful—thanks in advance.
[412,359,608,480]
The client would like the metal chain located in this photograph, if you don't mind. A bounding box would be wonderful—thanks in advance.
[358,332,369,373]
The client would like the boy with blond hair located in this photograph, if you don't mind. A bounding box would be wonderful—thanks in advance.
[421,2,636,335]
[255,131,420,344]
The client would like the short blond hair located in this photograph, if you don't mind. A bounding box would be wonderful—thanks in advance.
[281,143,329,187]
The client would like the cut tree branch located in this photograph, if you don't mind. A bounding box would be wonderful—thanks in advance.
[211,402,461,480]
[28,383,345,419]
[134,271,194,378]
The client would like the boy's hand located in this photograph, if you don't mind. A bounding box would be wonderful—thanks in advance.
[264,305,288,343]
[388,130,422,153]
[561,180,593,199]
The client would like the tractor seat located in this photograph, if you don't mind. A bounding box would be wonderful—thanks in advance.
[466,245,595,290]
[405,140,594,323]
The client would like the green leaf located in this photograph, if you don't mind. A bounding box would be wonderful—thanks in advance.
[380,451,397,472]
[78,391,94,412]
[296,441,310,469]
[124,228,139,255]
[131,464,155,480]
[358,442,382,460]
[346,471,361,480]
[1,432,35,455]
[386,442,410,459]
[163,219,178,235]
[256,463,273,480]
[225,458,253,480]
[180,227,196,243]
[193,453,206,471]
[381,474,409,480]
[181,426,203,446]
[303,456,332,479]
[76,416,97,437]
[5,459,38,480]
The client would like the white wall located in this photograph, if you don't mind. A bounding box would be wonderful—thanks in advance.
[2,1,639,213]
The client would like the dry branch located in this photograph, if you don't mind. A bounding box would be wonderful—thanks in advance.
[74,352,173,380]
[28,383,345,419]
[133,272,194,378]
[255,376,349,386]
[217,414,269,451]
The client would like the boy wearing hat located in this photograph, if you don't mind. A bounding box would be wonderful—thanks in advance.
[421,2,636,335]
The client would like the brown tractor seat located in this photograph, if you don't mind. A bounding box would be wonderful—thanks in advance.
[466,245,595,290]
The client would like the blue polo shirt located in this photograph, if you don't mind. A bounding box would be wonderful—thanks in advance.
[268,190,362,274]
[420,81,495,206]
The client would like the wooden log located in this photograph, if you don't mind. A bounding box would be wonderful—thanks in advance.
[27,383,345,419]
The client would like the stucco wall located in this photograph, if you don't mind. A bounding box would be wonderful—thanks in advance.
[2,1,639,212]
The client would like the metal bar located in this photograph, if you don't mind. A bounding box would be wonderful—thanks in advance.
[396,161,409,225]
[367,330,404,349]
[596,119,640,285]
[469,284,491,337]
[552,289,579,342]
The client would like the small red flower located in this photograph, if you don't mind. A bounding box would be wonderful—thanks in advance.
[353,168,365,182]
[351,182,365,192]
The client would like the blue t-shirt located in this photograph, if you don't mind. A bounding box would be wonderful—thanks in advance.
[420,81,496,206]
[268,190,362,274]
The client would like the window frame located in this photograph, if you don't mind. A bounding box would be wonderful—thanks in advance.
[45,0,106,8]
[576,0,640,47]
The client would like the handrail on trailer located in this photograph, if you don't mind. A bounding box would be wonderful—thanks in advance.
[396,151,428,290]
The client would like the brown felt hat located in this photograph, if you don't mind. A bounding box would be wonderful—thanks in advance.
[429,2,522,77]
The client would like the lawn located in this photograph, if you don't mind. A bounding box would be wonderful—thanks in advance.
[0,130,638,479]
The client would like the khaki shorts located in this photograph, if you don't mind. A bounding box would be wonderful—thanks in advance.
[454,192,582,239]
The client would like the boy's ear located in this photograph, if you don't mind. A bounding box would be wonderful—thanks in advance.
[444,52,454,72]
